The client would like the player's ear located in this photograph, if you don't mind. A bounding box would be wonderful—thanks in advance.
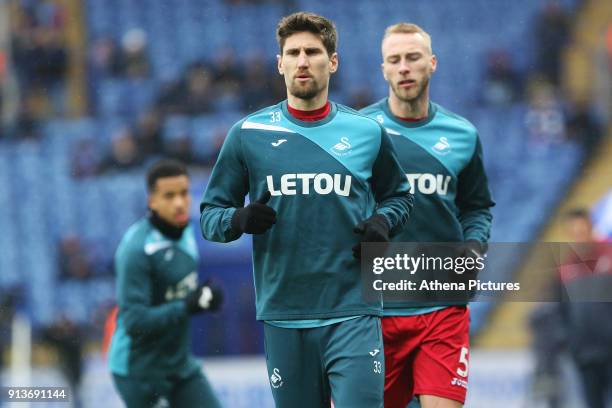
[381,62,387,81]
[277,54,284,75]
[430,54,437,73]
[328,52,338,74]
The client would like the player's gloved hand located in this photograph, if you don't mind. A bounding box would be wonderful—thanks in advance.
[185,281,224,314]
[231,191,276,234]
[460,240,487,272]
[457,240,487,300]
[352,214,390,259]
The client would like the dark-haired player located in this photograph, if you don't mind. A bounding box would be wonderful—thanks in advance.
[108,159,223,408]
[200,12,412,408]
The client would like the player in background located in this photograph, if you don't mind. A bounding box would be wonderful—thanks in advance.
[108,160,223,408]
[361,23,495,408]
[200,12,412,408]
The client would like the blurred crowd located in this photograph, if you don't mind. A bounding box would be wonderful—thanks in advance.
[7,0,69,139]
[480,2,604,157]
[1,1,604,175]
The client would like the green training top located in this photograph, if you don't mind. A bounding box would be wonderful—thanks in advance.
[200,100,413,321]
[361,99,495,315]
[109,218,201,379]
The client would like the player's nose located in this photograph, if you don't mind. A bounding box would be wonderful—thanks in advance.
[297,50,309,67]
[174,197,188,209]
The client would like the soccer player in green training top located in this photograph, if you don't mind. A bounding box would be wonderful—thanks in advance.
[109,160,223,408]
[200,12,412,408]
[361,23,495,408]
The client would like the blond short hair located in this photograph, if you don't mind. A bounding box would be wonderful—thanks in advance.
[383,23,432,54]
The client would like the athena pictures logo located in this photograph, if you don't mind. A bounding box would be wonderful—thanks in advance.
[270,368,283,388]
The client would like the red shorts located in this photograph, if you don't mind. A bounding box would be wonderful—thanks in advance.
[382,306,470,407]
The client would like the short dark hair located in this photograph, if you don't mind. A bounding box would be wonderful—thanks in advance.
[276,12,337,55]
[146,159,188,192]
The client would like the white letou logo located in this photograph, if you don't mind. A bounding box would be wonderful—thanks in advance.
[406,173,451,195]
[271,139,287,147]
[267,174,351,196]
[432,137,451,155]
[270,368,283,388]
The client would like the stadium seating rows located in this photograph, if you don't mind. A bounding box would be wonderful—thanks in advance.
[84,0,576,112]
[0,0,582,351]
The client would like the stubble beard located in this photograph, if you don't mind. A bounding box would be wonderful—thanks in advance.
[392,76,430,104]
[288,77,324,101]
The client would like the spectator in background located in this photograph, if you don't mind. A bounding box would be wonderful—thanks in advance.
[525,79,566,152]
[183,62,214,115]
[134,109,164,158]
[10,8,38,97]
[11,1,69,117]
[212,47,242,87]
[117,28,150,79]
[211,47,242,111]
[481,48,523,106]
[30,0,67,30]
[565,98,604,155]
[242,53,276,111]
[156,62,215,116]
[13,97,41,140]
[155,79,185,116]
[559,209,612,408]
[41,316,84,408]
[529,302,566,408]
[58,235,93,280]
[530,209,612,408]
[535,1,570,86]
[88,36,122,79]
[165,133,203,167]
[71,138,101,178]
[97,127,143,173]
[32,27,68,116]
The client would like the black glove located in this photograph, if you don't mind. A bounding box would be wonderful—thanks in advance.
[458,240,487,276]
[352,214,390,259]
[231,191,276,234]
[185,281,224,314]
[462,240,486,259]
[458,240,487,300]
